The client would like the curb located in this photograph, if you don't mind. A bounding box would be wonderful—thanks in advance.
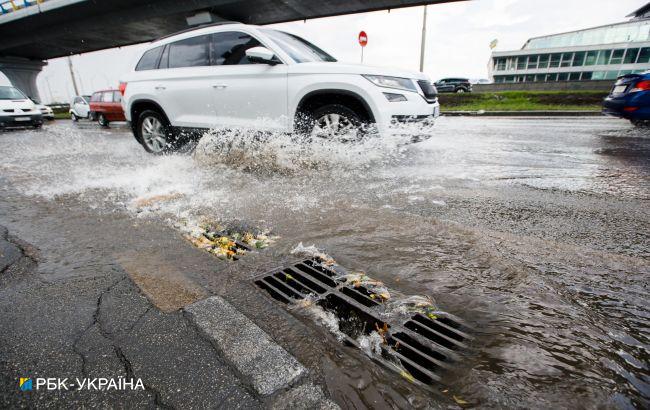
[442,110,603,117]
[184,296,306,396]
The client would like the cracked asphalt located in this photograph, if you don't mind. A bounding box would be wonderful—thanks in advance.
[0,220,261,408]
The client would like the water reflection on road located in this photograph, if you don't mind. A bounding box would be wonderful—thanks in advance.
[0,117,648,408]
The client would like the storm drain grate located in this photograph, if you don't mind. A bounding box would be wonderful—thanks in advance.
[254,259,471,385]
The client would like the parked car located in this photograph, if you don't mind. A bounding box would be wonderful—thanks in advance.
[69,95,92,120]
[434,78,472,93]
[31,99,54,120]
[602,71,650,126]
[89,89,126,127]
[120,22,440,153]
[0,86,43,129]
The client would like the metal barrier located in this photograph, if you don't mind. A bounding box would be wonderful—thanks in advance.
[0,0,45,15]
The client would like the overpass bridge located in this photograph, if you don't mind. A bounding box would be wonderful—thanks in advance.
[0,0,464,100]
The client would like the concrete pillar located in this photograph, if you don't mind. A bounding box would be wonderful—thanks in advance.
[0,57,47,102]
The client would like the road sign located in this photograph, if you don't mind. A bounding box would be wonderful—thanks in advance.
[358,31,368,47]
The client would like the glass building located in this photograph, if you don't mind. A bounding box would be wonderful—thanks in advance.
[489,3,650,83]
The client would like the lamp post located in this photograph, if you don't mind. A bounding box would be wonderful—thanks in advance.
[419,5,428,72]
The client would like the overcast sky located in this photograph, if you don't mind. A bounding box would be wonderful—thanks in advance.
[1,0,644,103]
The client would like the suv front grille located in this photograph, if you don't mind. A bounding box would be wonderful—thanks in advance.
[417,80,438,102]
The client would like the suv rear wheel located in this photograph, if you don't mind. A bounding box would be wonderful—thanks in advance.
[136,110,172,154]
[305,104,366,142]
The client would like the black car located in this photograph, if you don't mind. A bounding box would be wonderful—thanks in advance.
[434,78,472,93]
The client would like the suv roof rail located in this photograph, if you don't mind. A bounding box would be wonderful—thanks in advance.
[156,20,241,42]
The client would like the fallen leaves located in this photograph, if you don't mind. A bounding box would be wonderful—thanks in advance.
[453,395,469,405]
[399,370,415,383]
[183,222,276,260]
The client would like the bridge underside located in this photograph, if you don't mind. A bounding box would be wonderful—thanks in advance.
[0,0,463,61]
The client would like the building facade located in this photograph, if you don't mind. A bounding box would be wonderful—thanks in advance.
[489,4,650,83]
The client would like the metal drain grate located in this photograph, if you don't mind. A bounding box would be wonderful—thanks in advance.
[254,259,470,385]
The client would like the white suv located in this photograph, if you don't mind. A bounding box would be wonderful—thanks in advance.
[120,22,440,153]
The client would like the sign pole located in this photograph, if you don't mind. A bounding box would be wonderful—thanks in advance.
[419,5,427,72]
[358,31,368,64]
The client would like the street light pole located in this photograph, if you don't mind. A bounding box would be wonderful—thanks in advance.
[67,56,80,96]
[419,5,427,72]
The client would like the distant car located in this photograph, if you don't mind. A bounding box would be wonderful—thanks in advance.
[32,100,54,120]
[89,89,126,127]
[603,72,650,126]
[69,95,92,120]
[435,78,472,93]
[0,86,43,129]
[471,78,492,85]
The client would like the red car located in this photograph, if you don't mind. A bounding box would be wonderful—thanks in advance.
[89,89,126,126]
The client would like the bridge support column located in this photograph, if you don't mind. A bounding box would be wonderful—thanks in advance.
[0,57,47,101]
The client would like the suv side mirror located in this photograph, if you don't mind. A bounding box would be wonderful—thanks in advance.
[246,47,279,65]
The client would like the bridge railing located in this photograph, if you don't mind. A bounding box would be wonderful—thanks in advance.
[0,0,46,15]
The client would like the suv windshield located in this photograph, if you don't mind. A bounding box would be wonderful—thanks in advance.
[0,86,27,100]
[262,29,336,63]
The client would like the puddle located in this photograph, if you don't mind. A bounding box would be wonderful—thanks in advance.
[0,119,648,407]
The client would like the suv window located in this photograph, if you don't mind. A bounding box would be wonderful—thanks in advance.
[159,44,170,69]
[90,93,101,102]
[113,91,122,103]
[168,35,210,68]
[211,31,262,65]
[136,46,164,71]
[102,92,113,102]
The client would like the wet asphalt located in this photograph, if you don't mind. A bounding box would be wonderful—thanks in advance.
[0,117,648,409]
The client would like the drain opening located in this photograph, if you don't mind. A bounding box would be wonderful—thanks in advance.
[319,294,388,340]
[253,258,471,386]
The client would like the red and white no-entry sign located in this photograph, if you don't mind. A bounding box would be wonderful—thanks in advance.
[358,31,368,47]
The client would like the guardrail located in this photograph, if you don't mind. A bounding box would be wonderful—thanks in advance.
[0,0,45,15]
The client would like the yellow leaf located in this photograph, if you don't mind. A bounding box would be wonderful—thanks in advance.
[453,395,468,405]
[399,370,415,383]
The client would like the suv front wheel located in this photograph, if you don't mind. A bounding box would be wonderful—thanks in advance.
[307,104,366,142]
[136,110,172,154]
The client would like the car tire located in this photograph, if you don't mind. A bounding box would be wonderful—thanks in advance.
[71,112,78,122]
[33,123,43,129]
[135,109,175,154]
[631,119,649,127]
[455,88,466,93]
[98,113,109,127]
[301,103,368,142]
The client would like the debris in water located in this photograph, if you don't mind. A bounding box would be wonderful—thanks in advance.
[290,242,336,265]
[383,295,440,321]
[400,370,416,383]
[453,395,469,405]
[182,221,276,260]
[133,192,184,208]
[341,272,391,301]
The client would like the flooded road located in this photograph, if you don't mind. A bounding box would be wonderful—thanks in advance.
[1,117,648,408]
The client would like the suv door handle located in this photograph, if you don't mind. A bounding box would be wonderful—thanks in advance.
[212,84,227,89]
[155,86,166,90]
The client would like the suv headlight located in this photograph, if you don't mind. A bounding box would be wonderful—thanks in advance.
[363,75,417,92]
